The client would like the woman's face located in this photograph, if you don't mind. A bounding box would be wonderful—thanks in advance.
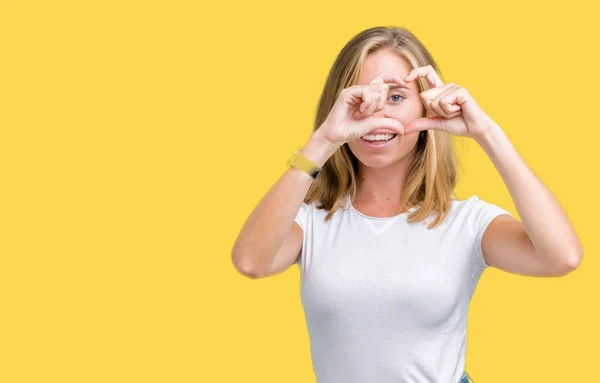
[347,49,424,169]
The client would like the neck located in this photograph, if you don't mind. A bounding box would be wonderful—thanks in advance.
[354,156,412,208]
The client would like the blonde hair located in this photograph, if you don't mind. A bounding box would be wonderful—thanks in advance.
[304,25,459,229]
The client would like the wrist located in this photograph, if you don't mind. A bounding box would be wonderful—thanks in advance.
[301,131,340,168]
[474,121,505,149]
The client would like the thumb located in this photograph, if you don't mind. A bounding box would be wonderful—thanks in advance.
[404,117,444,135]
[358,117,402,133]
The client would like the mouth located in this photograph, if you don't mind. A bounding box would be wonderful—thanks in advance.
[360,133,398,148]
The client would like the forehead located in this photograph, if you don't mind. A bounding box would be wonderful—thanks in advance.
[357,49,412,85]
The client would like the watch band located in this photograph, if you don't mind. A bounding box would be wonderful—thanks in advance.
[287,148,321,179]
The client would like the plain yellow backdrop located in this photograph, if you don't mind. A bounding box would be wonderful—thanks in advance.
[1,0,598,382]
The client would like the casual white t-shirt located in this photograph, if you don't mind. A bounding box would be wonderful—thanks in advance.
[294,194,512,383]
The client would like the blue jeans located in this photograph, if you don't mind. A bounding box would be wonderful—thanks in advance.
[459,371,475,383]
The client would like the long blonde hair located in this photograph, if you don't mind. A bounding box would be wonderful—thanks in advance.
[305,26,459,229]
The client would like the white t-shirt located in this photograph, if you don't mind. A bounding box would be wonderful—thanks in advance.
[294,194,512,383]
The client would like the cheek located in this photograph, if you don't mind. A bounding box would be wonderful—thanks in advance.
[396,132,420,148]
[346,140,359,155]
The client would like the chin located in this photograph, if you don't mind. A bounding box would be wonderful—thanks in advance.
[348,139,417,169]
[354,154,407,169]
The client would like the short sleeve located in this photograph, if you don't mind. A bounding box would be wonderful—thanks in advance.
[294,201,310,231]
[294,202,310,267]
[469,195,513,270]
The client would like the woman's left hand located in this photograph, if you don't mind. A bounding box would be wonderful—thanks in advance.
[402,65,495,141]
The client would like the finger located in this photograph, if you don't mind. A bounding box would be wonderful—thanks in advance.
[359,88,382,115]
[403,65,443,88]
[357,117,403,135]
[369,72,408,87]
[439,96,461,117]
[437,87,463,119]
[359,91,373,113]
[426,107,442,118]
[441,88,471,118]
[377,88,387,111]
[421,96,441,119]
[419,82,456,101]
[346,81,390,106]
[364,92,381,115]
[431,84,461,118]
[404,117,446,135]
[418,83,457,118]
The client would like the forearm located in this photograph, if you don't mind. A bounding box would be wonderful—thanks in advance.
[231,130,339,275]
[474,122,583,267]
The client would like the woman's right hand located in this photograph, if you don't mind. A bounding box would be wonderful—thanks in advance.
[318,72,409,146]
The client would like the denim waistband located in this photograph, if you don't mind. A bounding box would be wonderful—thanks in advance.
[459,371,476,383]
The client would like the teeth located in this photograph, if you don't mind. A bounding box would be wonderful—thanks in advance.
[361,133,396,141]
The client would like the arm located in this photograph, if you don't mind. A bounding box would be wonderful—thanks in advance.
[396,65,582,277]
[475,123,583,277]
[231,130,338,278]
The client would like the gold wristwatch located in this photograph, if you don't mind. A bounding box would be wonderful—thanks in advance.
[287,147,321,179]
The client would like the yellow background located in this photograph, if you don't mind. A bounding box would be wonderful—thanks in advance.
[1,0,598,382]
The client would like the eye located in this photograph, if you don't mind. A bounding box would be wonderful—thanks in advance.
[388,93,405,103]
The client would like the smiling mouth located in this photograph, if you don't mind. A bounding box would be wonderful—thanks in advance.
[359,134,398,148]
[360,134,397,143]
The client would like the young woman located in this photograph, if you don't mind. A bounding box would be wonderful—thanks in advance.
[231,26,583,383]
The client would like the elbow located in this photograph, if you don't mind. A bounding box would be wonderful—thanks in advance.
[231,252,265,279]
[565,248,583,273]
[551,247,583,277]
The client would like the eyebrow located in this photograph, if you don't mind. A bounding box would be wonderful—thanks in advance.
[388,84,411,91]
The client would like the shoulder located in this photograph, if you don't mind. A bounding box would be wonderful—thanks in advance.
[445,194,513,249]
[294,201,313,231]
[450,194,513,269]
[294,199,327,230]
[451,194,511,217]
[295,198,345,231]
